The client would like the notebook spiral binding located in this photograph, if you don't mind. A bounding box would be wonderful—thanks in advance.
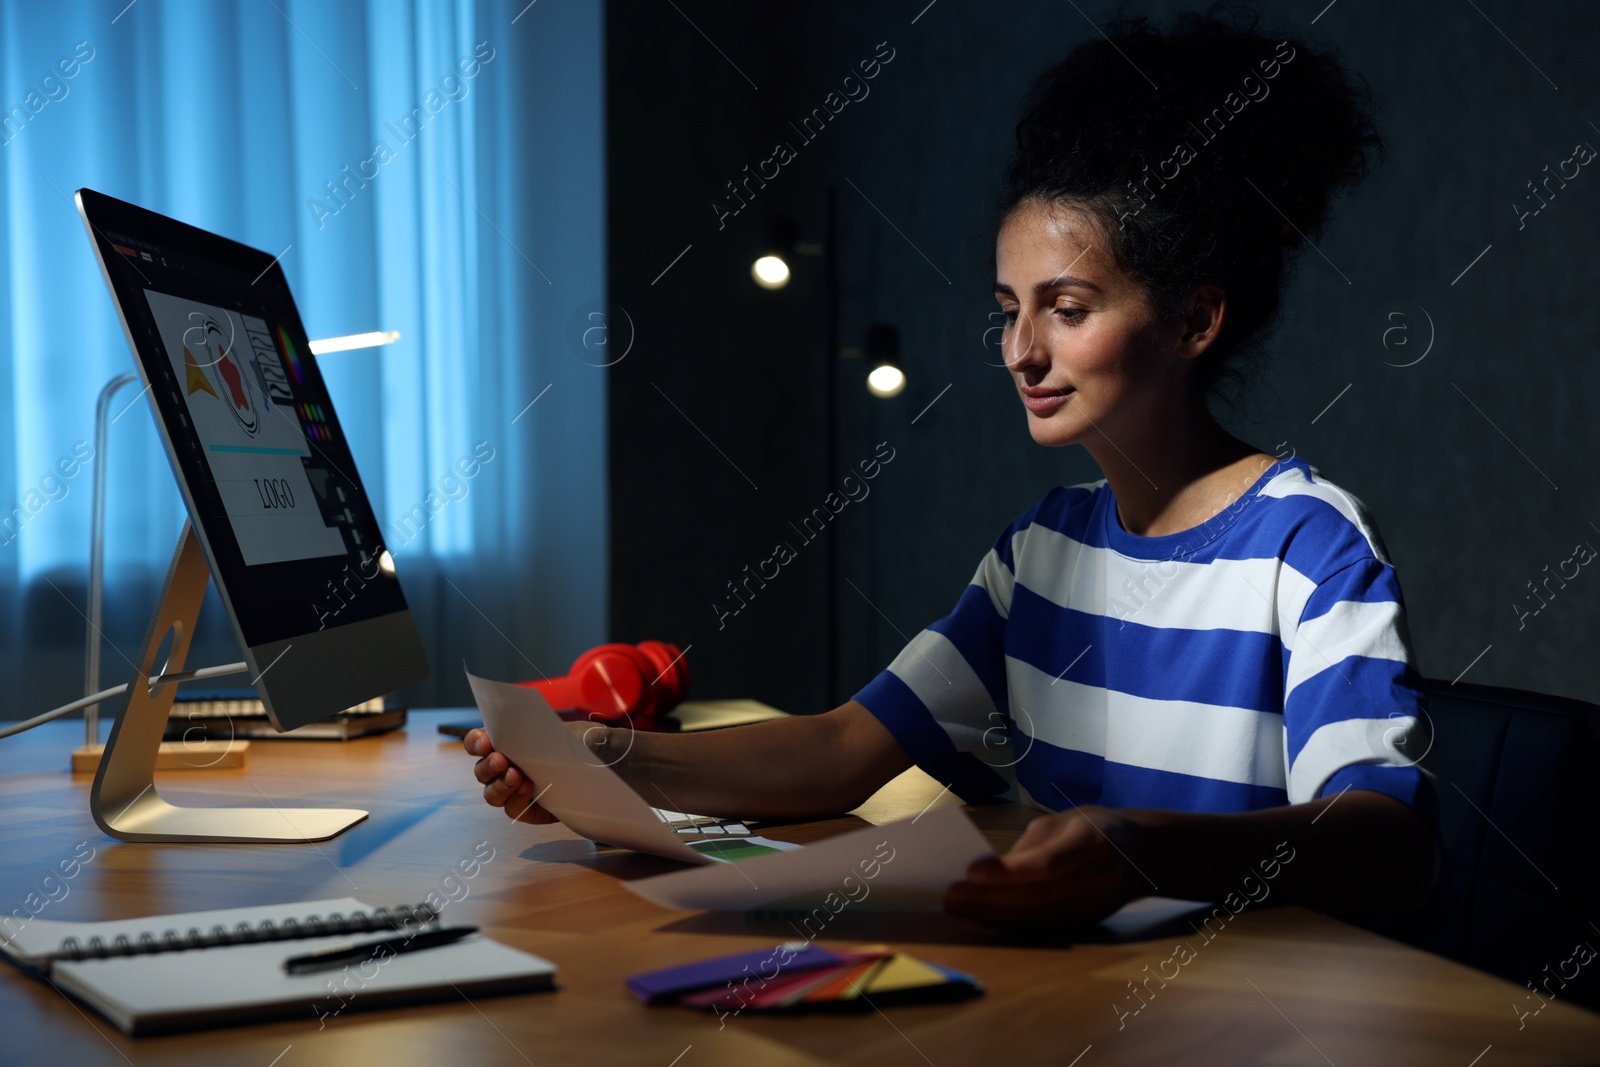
[55,903,440,963]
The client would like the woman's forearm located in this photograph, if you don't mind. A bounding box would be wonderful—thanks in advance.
[594,700,912,822]
[1119,789,1439,913]
[579,707,1438,916]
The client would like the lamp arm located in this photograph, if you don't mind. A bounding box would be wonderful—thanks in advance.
[85,371,139,747]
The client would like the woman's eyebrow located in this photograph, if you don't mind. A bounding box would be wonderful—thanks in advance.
[994,276,1103,297]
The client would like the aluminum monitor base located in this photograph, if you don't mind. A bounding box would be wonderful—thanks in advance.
[89,523,368,843]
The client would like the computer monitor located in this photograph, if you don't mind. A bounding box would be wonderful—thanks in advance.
[75,188,429,842]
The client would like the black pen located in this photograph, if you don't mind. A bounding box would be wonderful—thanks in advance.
[282,925,479,975]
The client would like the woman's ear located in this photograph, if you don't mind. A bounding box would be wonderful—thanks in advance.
[1176,283,1227,360]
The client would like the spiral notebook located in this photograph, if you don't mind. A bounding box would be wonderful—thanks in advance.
[0,897,556,1035]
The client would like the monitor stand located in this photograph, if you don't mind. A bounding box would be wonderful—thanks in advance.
[90,522,369,843]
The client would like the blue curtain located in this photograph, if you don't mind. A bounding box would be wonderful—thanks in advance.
[0,0,607,715]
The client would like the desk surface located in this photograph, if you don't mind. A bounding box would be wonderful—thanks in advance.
[0,710,1595,1066]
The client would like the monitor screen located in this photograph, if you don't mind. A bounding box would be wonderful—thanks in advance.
[77,188,428,728]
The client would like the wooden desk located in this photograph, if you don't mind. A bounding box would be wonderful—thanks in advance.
[0,710,1595,1065]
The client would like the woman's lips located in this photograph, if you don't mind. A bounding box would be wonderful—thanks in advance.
[1022,388,1073,413]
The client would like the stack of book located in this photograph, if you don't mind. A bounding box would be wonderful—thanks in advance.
[164,688,406,741]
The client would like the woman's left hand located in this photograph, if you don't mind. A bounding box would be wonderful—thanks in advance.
[943,805,1144,930]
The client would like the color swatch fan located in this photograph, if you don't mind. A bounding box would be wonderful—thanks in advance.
[627,942,982,1016]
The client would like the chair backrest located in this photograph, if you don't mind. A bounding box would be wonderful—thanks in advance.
[1352,678,1600,1010]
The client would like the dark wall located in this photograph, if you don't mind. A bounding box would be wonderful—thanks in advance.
[608,0,1600,712]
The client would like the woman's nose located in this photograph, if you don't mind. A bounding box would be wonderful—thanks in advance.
[1006,310,1049,371]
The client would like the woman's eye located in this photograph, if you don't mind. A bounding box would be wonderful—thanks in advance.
[1055,306,1085,323]
[1001,308,1019,325]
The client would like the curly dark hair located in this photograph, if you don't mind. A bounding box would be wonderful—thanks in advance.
[995,1,1381,413]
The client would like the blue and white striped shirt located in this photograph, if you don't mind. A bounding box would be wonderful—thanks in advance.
[852,455,1431,816]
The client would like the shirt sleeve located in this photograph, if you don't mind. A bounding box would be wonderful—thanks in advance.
[850,508,1035,803]
[1281,555,1439,827]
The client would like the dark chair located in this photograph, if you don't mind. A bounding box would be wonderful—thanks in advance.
[1348,678,1600,1010]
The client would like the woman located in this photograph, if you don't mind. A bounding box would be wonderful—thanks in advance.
[467,5,1439,930]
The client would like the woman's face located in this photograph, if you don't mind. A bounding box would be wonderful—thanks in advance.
[994,199,1194,449]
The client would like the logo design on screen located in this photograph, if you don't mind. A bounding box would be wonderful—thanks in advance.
[182,313,260,437]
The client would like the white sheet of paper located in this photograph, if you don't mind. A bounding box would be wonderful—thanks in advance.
[621,804,996,912]
[465,671,715,865]
[1097,896,1216,941]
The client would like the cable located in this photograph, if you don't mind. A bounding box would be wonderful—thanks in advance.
[0,661,251,741]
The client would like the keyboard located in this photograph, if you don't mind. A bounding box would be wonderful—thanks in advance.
[649,807,751,836]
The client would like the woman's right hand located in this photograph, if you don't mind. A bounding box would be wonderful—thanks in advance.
[464,728,557,823]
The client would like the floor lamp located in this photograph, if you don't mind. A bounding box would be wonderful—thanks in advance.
[756,193,905,705]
